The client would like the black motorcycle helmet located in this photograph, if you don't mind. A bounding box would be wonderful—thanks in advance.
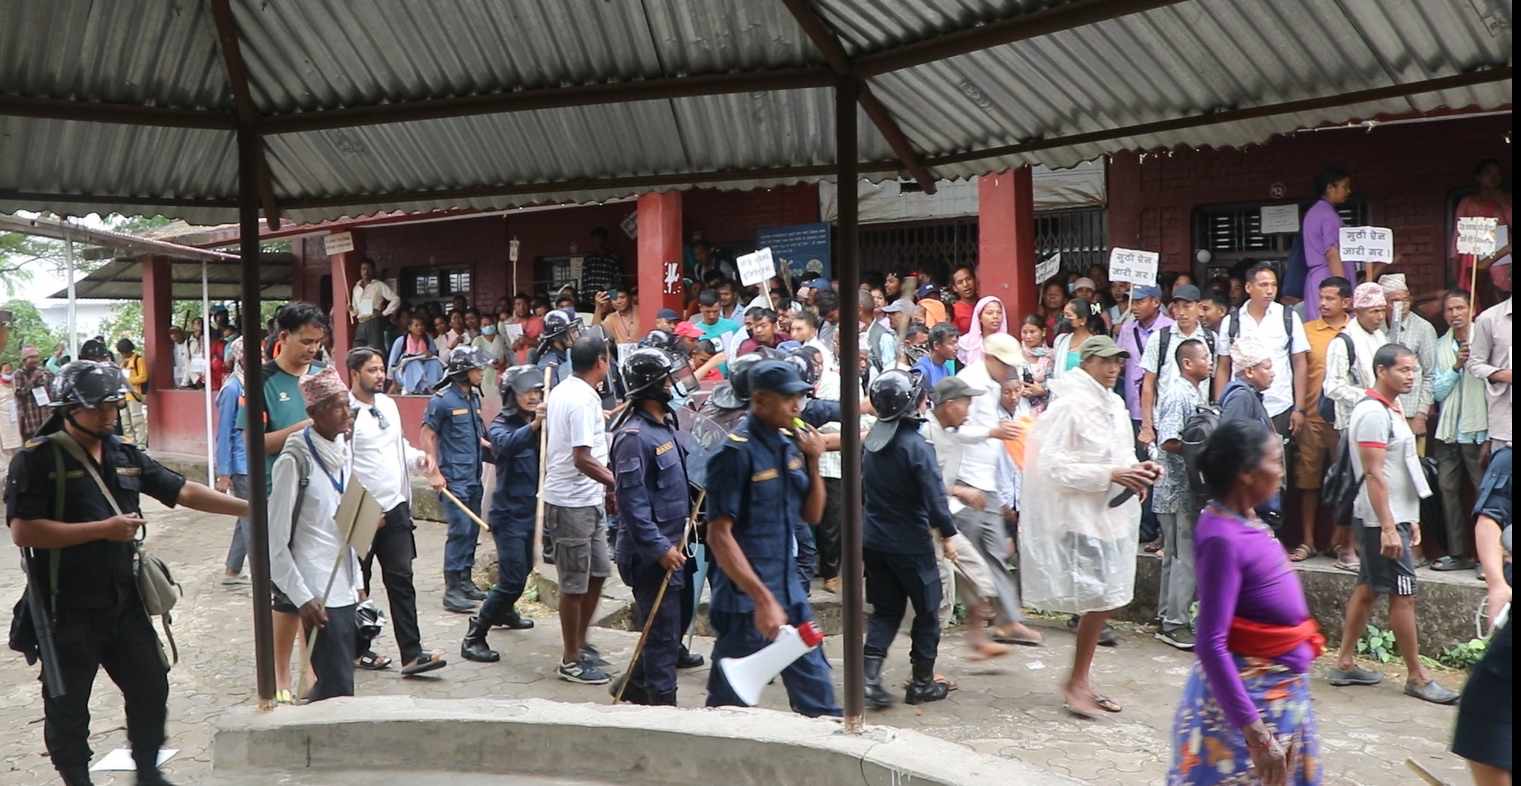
[51,360,127,410]
[864,369,926,452]
[622,347,682,400]
[784,346,822,389]
[541,309,580,343]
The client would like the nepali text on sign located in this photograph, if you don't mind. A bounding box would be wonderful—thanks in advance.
[1338,226,1394,264]
[756,223,831,282]
[1108,247,1159,286]
[1456,217,1500,256]
[736,247,777,287]
[1035,252,1062,285]
[324,231,355,256]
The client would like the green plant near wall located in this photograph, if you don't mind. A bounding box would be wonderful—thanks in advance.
[1356,624,1398,664]
[1438,638,1489,670]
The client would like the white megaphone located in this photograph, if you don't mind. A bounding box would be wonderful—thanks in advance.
[718,621,826,706]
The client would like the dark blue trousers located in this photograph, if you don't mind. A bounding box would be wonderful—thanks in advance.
[863,548,942,666]
[479,508,534,623]
[440,481,483,573]
[617,556,683,701]
[706,602,841,717]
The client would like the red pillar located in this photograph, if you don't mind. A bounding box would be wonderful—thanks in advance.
[636,191,684,330]
[330,251,355,381]
[977,167,1039,322]
[140,255,174,441]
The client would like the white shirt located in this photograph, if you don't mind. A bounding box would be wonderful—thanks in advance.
[173,341,191,387]
[350,392,428,513]
[267,429,362,609]
[352,278,400,319]
[1349,397,1431,525]
[1322,319,1385,430]
[1140,323,1212,411]
[543,375,609,507]
[1216,302,1310,417]
[954,361,1004,494]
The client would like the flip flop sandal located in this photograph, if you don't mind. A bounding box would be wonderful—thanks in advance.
[274,689,295,705]
[1092,694,1123,713]
[992,631,1044,646]
[356,651,392,671]
[1288,544,1315,562]
[1062,701,1100,720]
[934,674,959,692]
[401,652,447,676]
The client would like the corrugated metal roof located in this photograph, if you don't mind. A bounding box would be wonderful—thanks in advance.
[0,0,1511,225]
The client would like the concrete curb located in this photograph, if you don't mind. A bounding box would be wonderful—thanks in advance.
[212,696,1082,786]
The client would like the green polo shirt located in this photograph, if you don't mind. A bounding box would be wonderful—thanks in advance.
[257,360,322,492]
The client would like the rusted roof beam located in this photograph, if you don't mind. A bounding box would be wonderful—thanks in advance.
[257,68,837,135]
[781,0,937,193]
[924,66,1514,168]
[209,0,282,230]
[0,95,238,129]
[855,0,1187,77]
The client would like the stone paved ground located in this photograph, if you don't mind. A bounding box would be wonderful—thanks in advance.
[0,500,1480,785]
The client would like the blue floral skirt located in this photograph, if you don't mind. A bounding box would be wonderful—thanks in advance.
[1168,657,1321,785]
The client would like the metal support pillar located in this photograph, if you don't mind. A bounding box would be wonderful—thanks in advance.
[238,125,275,708]
[834,76,864,733]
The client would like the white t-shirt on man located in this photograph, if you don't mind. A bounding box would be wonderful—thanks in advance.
[543,374,608,508]
[1348,396,1431,526]
[1216,302,1310,417]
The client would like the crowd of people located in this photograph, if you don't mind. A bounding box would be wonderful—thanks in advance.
[1,178,1513,784]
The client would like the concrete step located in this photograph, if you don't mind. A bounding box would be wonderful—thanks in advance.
[205,770,624,786]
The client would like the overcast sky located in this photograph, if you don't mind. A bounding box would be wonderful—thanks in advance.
[4,212,119,303]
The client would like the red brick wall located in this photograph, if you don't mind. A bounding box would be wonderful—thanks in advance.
[682,184,821,247]
[1107,115,1512,294]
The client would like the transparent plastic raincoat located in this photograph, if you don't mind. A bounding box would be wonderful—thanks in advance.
[1018,368,1142,614]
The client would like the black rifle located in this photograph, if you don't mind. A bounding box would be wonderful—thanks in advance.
[19,547,66,697]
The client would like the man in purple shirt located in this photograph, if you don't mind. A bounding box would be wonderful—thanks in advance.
[1117,285,1173,422]
[1301,166,1354,321]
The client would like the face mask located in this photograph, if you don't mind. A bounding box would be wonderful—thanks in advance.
[481,325,497,336]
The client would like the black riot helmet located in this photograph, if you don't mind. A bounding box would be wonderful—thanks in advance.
[622,347,684,401]
[867,368,925,423]
[728,349,779,402]
[440,347,491,388]
[639,329,677,353]
[784,346,822,389]
[51,360,127,410]
[541,309,580,344]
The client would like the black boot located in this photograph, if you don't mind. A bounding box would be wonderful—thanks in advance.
[493,608,534,630]
[459,571,487,601]
[135,768,176,786]
[863,655,894,710]
[905,660,949,705]
[652,690,678,707]
[58,766,93,786]
[442,573,477,613]
[675,646,705,669]
[460,616,500,663]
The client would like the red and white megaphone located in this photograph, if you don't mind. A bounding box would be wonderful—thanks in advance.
[717,622,826,706]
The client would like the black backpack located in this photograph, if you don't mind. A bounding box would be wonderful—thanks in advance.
[1226,304,1296,373]
[1323,397,1391,523]
[1318,332,1357,423]
[1180,403,1222,495]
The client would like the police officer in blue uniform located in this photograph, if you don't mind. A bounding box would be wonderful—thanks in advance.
[534,309,580,386]
[861,369,958,709]
[608,348,694,704]
[459,365,544,662]
[6,362,248,786]
[422,348,492,613]
[704,359,841,716]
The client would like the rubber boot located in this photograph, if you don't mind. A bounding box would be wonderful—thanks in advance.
[863,655,894,710]
[675,646,704,669]
[459,570,487,601]
[460,616,500,663]
[58,766,93,786]
[442,572,477,613]
[905,660,950,705]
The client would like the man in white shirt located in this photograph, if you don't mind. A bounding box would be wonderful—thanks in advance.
[267,368,362,701]
[350,258,400,350]
[1138,284,1213,446]
[1330,345,1458,705]
[1214,262,1311,439]
[347,347,448,676]
[952,333,1043,646]
[169,326,191,388]
[1323,283,1389,432]
[543,336,617,685]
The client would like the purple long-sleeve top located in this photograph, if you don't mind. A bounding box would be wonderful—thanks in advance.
[1193,504,1315,729]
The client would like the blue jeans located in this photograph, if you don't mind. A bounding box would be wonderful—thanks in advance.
[440,481,483,573]
[705,603,841,717]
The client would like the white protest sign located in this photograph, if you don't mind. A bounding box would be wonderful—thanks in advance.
[323,232,354,256]
[1259,203,1300,234]
[1035,253,1062,285]
[1456,217,1500,255]
[736,247,777,287]
[1108,247,1159,286]
[1338,226,1394,264]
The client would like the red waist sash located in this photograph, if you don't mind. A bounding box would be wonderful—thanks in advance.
[1227,617,1326,659]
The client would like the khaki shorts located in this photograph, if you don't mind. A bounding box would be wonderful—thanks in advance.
[1294,415,1337,490]
[544,503,611,595]
[943,533,997,601]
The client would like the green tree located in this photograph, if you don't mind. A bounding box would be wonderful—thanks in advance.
[0,300,64,368]
[100,301,144,347]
